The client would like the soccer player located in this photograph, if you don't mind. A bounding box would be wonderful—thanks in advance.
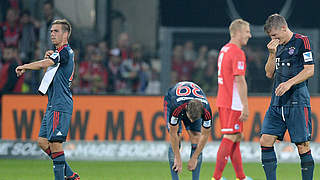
[16,19,80,180]
[164,81,212,180]
[212,19,252,180]
[261,14,314,180]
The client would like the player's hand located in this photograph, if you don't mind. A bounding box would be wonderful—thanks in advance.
[15,65,25,77]
[172,157,182,173]
[267,39,280,54]
[275,81,293,96]
[239,105,249,122]
[44,50,54,59]
[187,157,198,171]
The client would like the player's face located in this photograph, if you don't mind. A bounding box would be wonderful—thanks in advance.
[186,112,195,122]
[268,27,286,44]
[240,25,251,46]
[50,24,66,46]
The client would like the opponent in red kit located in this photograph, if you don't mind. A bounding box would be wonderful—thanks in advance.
[212,19,252,180]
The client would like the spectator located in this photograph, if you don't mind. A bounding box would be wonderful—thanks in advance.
[19,10,38,63]
[171,45,194,81]
[119,43,150,93]
[245,46,272,93]
[0,8,21,48]
[79,49,108,94]
[183,40,197,61]
[194,49,218,94]
[106,49,124,93]
[112,32,132,62]
[0,45,24,95]
[97,40,109,67]
[39,0,60,55]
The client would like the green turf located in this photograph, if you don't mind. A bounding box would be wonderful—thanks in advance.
[0,159,318,180]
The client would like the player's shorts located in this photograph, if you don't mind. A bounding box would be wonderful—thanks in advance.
[218,107,243,134]
[261,106,312,143]
[166,117,202,134]
[39,108,72,142]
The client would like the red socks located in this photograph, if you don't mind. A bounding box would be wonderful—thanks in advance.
[213,138,234,179]
[213,138,246,180]
[230,142,245,179]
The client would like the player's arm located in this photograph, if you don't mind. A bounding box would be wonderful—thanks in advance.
[275,64,314,96]
[265,39,280,78]
[15,58,54,77]
[169,123,182,173]
[189,126,210,162]
[235,75,249,121]
[16,50,55,77]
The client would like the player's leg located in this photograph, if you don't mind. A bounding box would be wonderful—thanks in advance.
[296,142,314,180]
[287,106,314,180]
[228,133,247,180]
[38,136,75,178]
[187,130,202,180]
[48,111,79,180]
[260,134,277,180]
[50,141,65,180]
[260,106,286,180]
[167,122,182,180]
[213,108,236,180]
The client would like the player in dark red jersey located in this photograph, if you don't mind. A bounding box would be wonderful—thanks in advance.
[164,81,212,180]
[261,13,314,180]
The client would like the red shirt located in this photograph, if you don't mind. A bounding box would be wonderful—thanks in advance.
[216,43,246,110]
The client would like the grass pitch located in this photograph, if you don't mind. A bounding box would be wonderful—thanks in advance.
[0,159,318,180]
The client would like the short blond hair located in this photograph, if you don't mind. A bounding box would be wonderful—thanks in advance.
[229,19,250,37]
[52,19,72,39]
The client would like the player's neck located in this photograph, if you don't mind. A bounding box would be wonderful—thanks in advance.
[229,39,242,48]
[282,31,293,45]
[55,41,68,49]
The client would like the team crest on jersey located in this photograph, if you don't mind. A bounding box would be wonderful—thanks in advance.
[234,124,240,130]
[303,51,313,62]
[237,61,244,70]
[288,47,295,55]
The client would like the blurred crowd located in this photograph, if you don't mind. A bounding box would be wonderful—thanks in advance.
[0,0,272,97]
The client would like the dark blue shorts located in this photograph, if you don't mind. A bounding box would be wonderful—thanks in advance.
[261,106,312,143]
[166,117,202,133]
[39,108,72,142]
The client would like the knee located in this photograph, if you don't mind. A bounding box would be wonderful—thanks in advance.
[296,142,310,154]
[260,135,276,147]
[37,137,48,149]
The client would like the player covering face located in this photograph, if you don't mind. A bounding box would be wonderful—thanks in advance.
[261,13,314,180]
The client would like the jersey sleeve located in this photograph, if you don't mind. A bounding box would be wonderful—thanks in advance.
[232,50,246,76]
[201,103,212,129]
[299,36,314,65]
[49,48,69,65]
[164,93,180,126]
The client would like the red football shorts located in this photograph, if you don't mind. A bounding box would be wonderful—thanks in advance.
[218,107,243,134]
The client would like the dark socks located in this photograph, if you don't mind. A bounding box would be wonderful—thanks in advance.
[261,146,277,180]
[299,150,314,180]
[52,151,65,180]
[45,147,73,177]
